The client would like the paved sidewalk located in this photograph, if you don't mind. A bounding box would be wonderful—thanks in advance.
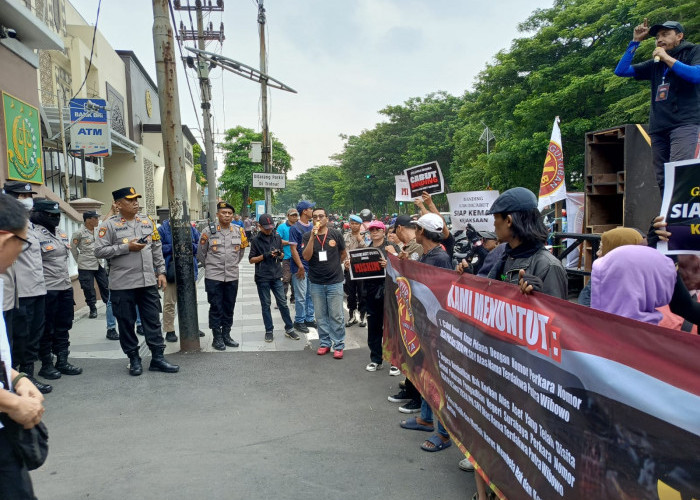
[69,259,366,359]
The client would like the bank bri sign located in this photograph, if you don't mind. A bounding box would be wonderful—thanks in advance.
[69,98,111,157]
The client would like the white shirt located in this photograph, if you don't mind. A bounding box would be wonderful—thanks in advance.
[0,279,12,430]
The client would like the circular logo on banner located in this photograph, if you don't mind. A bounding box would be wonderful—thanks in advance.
[540,143,565,196]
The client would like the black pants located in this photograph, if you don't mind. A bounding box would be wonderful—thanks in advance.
[0,429,36,500]
[11,295,45,367]
[78,266,109,307]
[205,279,238,330]
[366,293,384,364]
[39,289,74,360]
[650,124,699,192]
[3,309,15,350]
[111,286,165,355]
[344,270,365,315]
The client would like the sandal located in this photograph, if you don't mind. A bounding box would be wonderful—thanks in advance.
[421,434,452,452]
[399,417,434,432]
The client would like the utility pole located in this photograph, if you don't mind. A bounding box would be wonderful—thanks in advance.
[152,0,200,352]
[175,0,224,219]
[57,90,70,201]
[258,0,271,213]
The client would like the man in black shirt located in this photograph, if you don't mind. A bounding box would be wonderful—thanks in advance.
[302,208,347,358]
[249,214,299,342]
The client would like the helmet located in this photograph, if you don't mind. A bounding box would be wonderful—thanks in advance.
[359,209,372,222]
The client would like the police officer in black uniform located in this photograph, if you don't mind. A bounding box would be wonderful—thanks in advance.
[94,187,179,376]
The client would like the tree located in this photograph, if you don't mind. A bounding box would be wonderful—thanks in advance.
[218,126,292,215]
[192,143,207,187]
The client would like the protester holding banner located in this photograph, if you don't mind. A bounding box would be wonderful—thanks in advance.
[343,214,366,328]
[400,212,454,452]
[614,19,700,192]
[362,221,399,372]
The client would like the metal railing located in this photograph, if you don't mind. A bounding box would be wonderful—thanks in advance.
[42,148,87,201]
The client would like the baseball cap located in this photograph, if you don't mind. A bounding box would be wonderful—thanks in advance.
[112,187,141,201]
[286,208,299,216]
[367,220,386,231]
[296,200,316,212]
[349,214,362,224]
[83,210,100,220]
[479,231,497,240]
[394,214,413,228]
[33,199,61,214]
[258,213,275,230]
[412,213,444,232]
[649,21,684,36]
[486,187,538,214]
[3,181,38,195]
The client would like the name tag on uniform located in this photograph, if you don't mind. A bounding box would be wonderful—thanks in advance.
[318,251,328,262]
[655,83,669,101]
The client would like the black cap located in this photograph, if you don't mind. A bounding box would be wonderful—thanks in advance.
[486,187,538,214]
[112,187,141,201]
[3,181,37,195]
[83,211,100,221]
[394,214,414,228]
[33,199,61,214]
[649,21,684,36]
[258,213,275,230]
[216,201,234,212]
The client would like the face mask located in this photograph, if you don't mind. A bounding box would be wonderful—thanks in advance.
[19,198,34,211]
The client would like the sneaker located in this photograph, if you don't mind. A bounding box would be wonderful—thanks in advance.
[346,312,358,327]
[305,320,317,329]
[165,331,178,343]
[285,329,300,340]
[317,346,330,355]
[89,306,98,319]
[399,399,422,414]
[459,458,475,471]
[333,349,343,359]
[136,325,144,336]
[264,331,274,343]
[389,365,401,376]
[358,318,367,328]
[366,362,383,372]
[106,328,119,341]
[388,389,412,404]
[294,322,309,334]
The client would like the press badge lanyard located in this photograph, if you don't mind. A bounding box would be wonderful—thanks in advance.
[656,67,670,102]
[316,232,329,262]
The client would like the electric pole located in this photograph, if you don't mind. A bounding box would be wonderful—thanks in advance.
[175,0,224,219]
[258,0,271,213]
[152,0,200,352]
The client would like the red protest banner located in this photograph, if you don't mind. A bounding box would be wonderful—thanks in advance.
[383,255,700,500]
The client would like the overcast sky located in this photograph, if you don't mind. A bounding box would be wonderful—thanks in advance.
[68,0,553,178]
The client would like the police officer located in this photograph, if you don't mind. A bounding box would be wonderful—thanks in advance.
[1,182,52,394]
[198,201,248,350]
[94,187,178,376]
[31,199,83,378]
[71,211,110,323]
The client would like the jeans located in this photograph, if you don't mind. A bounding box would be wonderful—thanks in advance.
[309,281,345,350]
[106,297,140,330]
[256,279,294,333]
[292,273,315,324]
[421,398,449,438]
[650,124,700,192]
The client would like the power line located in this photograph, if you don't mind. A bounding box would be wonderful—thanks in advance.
[69,0,102,102]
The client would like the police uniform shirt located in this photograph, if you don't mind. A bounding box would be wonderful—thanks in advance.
[13,223,47,298]
[94,214,165,290]
[36,225,72,291]
[1,265,17,311]
[197,224,248,282]
[70,226,99,270]
[344,231,366,251]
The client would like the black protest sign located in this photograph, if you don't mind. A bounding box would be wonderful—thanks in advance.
[404,161,445,198]
[659,159,700,255]
[348,247,386,280]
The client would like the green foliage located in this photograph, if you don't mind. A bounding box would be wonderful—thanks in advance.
[192,143,207,187]
[275,165,344,213]
[218,126,292,214]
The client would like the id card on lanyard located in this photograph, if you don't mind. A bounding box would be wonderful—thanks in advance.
[317,232,328,262]
[656,67,670,102]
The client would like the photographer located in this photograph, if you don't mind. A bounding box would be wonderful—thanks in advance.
[456,228,499,276]
[249,214,298,343]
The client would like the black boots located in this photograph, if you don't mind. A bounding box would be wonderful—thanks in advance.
[20,363,52,394]
[38,356,61,380]
[358,312,367,328]
[128,350,143,376]
[149,347,179,373]
[88,305,98,318]
[222,328,239,348]
[55,351,83,375]
[212,327,226,351]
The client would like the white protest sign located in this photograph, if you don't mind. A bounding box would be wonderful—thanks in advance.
[395,175,413,202]
[447,191,500,232]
